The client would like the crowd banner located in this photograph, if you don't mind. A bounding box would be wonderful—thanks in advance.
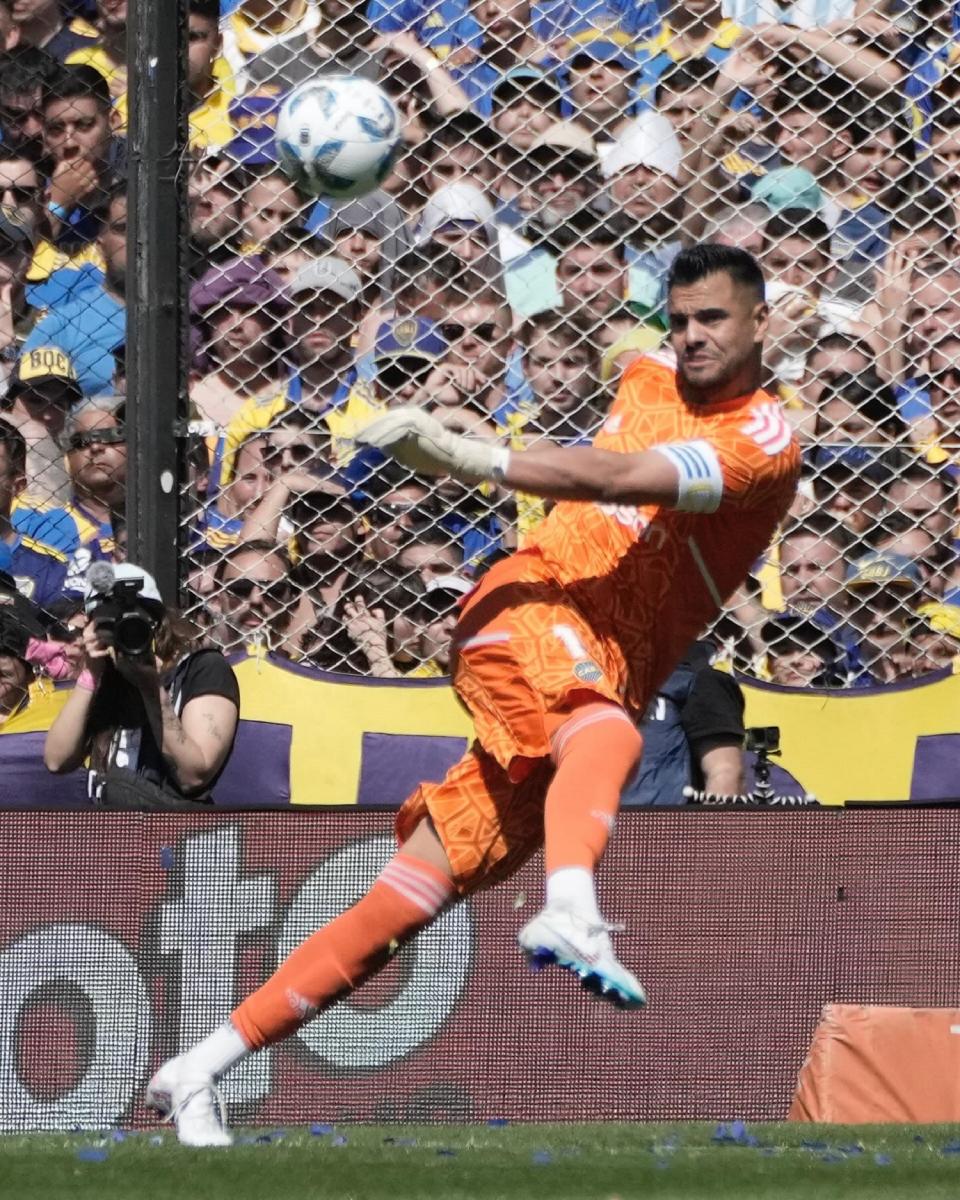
[2,657,960,807]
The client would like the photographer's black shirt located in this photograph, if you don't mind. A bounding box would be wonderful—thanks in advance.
[102,650,240,799]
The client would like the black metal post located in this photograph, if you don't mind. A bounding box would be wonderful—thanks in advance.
[127,0,186,603]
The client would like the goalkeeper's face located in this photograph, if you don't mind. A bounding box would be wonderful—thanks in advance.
[668,270,768,399]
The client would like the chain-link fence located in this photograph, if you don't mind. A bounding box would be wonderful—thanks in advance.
[3,0,960,696]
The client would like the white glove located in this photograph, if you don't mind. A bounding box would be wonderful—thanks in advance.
[356,407,510,484]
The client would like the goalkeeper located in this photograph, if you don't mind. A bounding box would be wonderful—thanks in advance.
[147,244,800,1147]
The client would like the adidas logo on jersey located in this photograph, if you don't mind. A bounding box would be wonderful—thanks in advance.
[740,403,792,455]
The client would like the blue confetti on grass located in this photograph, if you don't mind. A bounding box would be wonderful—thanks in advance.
[331,1135,348,1147]
[436,1148,456,1157]
[487,1118,508,1127]
[532,1151,552,1165]
[149,1136,163,1147]
[839,1145,864,1156]
[820,1152,845,1164]
[874,1153,892,1166]
[76,1147,108,1162]
[801,1141,828,1151]
[942,1142,960,1155]
[110,1129,127,1143]
[713,1121,758,1147]
[310,1123,334,1137]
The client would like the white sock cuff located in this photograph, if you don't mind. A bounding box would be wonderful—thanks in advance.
[181,1020,250,1080]
[546,866,602,922]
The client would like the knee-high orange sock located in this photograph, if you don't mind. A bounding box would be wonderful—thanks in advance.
[544,702,643,876]
[232,853,454,1051]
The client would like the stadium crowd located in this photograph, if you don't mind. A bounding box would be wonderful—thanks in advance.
[2,0,960,726]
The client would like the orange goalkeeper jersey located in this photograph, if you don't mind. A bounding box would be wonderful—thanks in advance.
[518,350,801,709]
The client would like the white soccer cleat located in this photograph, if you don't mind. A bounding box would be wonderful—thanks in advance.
[145,1055,234,1148]
[518,905,647,1010]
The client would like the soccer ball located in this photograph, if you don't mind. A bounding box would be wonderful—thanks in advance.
[275,75,402,201]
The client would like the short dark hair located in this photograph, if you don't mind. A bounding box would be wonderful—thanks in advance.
[807,331,876,365]
[43,64,112,113]
[780,512,855,553]
[890,192,957,239]
[0,415,25,476]
[765,209,831,252]
[666,243,765,300]
[0,47,61,100]
[815,370,905,439]
[189,0,221,20]
[548,210,628,261]
[887,460,956,499]
[216,538,293,583]
[654,57,719,103]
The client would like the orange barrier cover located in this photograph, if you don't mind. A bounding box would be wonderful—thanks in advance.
[789,1003,960,1123]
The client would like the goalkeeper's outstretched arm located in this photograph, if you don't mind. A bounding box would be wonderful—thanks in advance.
[356,407,724,515]
[498,441,683,508]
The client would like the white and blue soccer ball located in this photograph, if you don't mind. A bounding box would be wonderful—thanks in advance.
[275,75,401,200]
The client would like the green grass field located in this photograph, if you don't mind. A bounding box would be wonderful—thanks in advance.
[5,1122,960,1200]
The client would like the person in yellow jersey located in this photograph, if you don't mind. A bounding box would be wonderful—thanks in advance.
[68,0,237,150]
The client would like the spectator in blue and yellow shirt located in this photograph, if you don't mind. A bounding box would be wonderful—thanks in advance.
[11,392,125,605]
[23,181,125,396]
[11,0,96,60]
[2,344,80,505]
[0,416,25,578]
[635,0,742,108]
[68,0,237,149]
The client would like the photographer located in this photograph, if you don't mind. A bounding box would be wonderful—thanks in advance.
[622,641,746,807]
[43,562,240,806]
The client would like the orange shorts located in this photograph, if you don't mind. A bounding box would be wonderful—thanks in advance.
[395,555,625,894]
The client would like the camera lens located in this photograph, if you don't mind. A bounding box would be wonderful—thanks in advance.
[114,611,156,658]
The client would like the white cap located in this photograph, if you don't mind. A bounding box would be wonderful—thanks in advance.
[290,254,362,301]
[84,561,164,611]
[601,112,683,182]
[417,183,496,245]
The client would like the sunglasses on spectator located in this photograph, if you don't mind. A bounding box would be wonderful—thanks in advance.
[263,440,316,467]
[66,428,127,452]
[368,500,424,527]
[378,362,434,392]
[222,577,291,606]
[0,184,41,205]
[440,322,498,343]
[291,497,357,526]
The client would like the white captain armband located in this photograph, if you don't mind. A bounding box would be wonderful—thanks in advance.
[655,440,724,514]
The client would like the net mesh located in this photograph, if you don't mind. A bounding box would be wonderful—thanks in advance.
[3,807,960,1130]
[1,1,960,689]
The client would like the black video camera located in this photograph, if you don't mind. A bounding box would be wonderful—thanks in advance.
[88,579,159,661]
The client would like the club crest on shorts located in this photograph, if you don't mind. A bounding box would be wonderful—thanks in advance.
[573,660,604,683]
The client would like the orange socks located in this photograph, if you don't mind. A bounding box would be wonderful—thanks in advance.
[232,854,453,1051]
[544,702,643,876]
